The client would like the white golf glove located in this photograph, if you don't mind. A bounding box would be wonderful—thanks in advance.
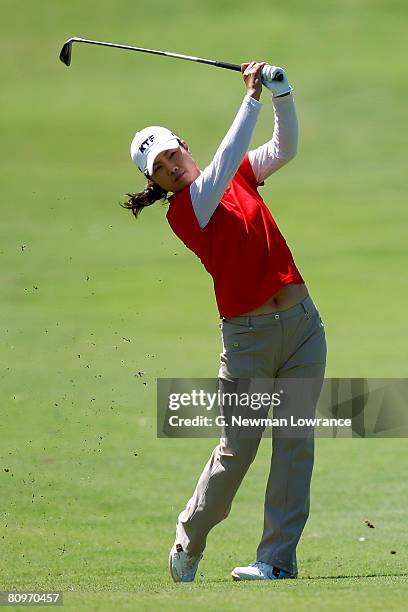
[261,65,292,97]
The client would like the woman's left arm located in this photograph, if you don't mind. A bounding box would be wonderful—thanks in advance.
[248,92,298,184]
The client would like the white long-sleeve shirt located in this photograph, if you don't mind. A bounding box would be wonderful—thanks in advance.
[190,93,298,229]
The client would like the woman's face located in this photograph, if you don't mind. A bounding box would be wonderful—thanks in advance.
[150,141,201,193]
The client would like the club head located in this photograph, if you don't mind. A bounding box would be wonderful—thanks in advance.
[59,40,73,66]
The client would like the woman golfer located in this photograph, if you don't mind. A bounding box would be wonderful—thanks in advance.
[125,62,327,581]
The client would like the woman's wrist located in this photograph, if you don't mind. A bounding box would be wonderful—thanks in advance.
[247,88,261,101]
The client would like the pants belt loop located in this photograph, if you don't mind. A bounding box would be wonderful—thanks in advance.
[300,301,310,318]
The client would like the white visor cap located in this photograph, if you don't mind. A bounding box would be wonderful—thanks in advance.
[130,126,180,177]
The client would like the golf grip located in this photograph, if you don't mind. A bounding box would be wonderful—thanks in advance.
[215,60,284,81]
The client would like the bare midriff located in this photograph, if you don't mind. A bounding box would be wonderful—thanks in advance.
[240,283,309,316]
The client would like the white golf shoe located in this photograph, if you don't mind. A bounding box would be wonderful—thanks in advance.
[169,541,203,582]
[231,561,297,581]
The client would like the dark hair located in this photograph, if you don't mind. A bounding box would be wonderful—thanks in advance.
[120,181,168,219]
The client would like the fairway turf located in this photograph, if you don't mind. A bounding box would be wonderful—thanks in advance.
[1,0,407,610]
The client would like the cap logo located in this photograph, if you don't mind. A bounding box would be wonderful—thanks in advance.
[139,135,155,154]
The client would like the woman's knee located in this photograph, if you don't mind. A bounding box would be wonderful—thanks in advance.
[218,437,260,467]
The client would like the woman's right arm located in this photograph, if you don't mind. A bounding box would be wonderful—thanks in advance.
[190,62,264,230]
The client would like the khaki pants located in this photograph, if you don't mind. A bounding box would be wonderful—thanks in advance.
[176,295,327,575]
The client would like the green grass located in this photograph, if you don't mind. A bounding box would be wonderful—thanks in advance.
[1,0,408,609]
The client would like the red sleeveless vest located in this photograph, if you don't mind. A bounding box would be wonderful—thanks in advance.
[166,154,304,318]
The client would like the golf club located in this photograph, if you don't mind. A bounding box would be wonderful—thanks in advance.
[59,37,284,81]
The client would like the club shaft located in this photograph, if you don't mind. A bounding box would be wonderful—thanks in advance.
[69,37,242,71]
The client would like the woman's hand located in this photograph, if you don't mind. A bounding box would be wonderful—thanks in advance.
[241,61,266,101]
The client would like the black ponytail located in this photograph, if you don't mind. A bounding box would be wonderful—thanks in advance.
[121,181,168,219]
